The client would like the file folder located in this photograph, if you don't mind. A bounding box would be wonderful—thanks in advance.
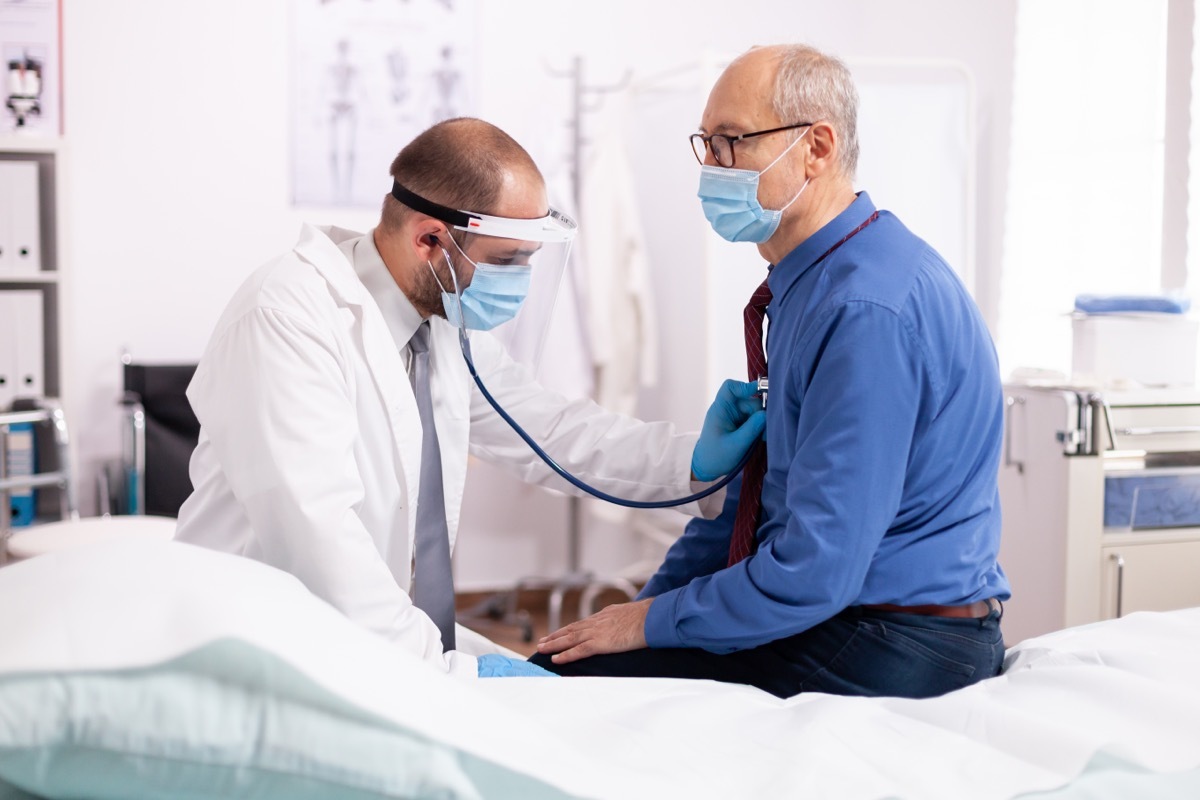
[0,162,41,276]
[0,294,14,410]
[6,420,35,526]
[9,290,44,401]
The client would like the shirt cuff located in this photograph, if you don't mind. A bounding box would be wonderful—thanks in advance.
[643,588,686,648]
[445,650,479,678]
[690,482,726,519]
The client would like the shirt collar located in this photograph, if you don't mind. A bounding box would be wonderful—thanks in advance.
[342,228,426,351]
[768,191,877,296]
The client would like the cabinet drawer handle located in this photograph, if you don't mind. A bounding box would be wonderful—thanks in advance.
[1114,426,1200,436]
[1109,553,1125,618]
[1004,395,1025,473]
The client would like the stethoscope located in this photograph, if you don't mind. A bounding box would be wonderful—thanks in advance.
[436,244,753,509]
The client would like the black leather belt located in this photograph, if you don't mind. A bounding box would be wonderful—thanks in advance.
[861,598,997,619]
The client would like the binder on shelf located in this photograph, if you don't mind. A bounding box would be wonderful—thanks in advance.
[0,161,42,276]
[0,294,13,410]
[5,420,35,526]
[0,165,8,277]
[9,290,43,402]
[0,291,43,408]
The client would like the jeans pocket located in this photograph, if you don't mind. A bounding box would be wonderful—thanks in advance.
[865,621,978,679]
[794,616,992,698]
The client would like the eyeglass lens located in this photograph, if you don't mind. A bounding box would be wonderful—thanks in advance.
[690,134,734,167]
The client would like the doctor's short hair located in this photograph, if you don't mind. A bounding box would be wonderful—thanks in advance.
[763,44,860,179]
[381,117,541,240]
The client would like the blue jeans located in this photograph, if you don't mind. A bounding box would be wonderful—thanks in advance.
[528,604,1005,699]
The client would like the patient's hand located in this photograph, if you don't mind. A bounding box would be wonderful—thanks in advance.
[536,598,652,664]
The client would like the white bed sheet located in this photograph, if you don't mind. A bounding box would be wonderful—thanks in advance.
[0,538,1197,800]
[478,606,1200,798]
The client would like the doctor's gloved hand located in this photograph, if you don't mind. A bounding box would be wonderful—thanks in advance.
[691,379,766,482]
[476,653,560,678]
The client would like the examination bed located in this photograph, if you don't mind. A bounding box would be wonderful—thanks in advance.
[0,538,1197,800]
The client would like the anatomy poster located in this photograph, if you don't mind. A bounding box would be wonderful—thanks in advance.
[290,0,478,208]
[0,0,61,136]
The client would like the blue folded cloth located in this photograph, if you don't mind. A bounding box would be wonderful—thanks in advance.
[1074,294,1191,314]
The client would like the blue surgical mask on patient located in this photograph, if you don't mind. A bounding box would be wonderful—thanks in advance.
[428,240,532,331]
[697,128,810,244]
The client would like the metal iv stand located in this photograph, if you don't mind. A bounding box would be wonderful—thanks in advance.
[455,57,638,640]
[542,56,639,634]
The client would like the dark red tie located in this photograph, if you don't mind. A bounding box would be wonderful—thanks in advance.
[727,278,772,567]
[726,210,881,567]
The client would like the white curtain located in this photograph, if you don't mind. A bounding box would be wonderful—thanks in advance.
[997,0,1168,380]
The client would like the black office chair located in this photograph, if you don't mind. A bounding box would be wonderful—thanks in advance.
[102,360,199,517]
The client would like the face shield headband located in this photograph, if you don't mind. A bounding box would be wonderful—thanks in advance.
[390,181,577,243]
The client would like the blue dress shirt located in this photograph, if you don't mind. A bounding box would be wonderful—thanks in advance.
[642,192,1011,653]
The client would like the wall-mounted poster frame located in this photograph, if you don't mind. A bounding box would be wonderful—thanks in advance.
[290,0,479,209]
[0,0,62,136]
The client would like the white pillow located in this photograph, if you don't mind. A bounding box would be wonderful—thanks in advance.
[0,538,587,799]
[0,641,484,799]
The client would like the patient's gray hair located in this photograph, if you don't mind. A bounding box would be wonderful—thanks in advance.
[760,44,860,179]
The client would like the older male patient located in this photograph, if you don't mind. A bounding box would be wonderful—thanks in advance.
[534,43,1011,699]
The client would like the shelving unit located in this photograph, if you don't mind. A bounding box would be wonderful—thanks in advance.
[0,137,66,397]
[0,136,72,527]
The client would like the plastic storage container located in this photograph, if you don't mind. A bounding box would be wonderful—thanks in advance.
[1071,313,1199,388]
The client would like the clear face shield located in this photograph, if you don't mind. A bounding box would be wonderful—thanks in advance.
[389,183,747,511]
[392,181,575,369]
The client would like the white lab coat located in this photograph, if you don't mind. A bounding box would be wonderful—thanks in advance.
[581,94,658,418]
[175,224,715,677]
[579,97,661,529]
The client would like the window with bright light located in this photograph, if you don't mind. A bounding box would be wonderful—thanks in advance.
[997,0,1168,380]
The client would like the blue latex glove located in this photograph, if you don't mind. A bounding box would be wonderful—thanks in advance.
[691,379,767,482]
[476,653,560,678]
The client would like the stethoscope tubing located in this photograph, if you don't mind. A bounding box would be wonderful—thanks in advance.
[438,244,749,508]
[459,333,749,509]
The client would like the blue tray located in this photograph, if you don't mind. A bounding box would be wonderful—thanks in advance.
[1105,472,1200,529]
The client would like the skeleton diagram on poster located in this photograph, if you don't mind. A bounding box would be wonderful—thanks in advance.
[291,0,477,208]
[0,0,61,135]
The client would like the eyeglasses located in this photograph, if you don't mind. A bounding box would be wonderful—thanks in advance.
[690,122,814,168]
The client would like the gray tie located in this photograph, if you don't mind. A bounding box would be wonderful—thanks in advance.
[407,322,456,651]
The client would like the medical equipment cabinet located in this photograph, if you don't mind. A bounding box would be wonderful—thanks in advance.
[999,383,1200,643]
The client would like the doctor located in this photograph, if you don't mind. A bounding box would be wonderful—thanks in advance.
[175,117,762,679]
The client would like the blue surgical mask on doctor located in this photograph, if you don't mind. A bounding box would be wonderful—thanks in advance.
[697,127,811,244]
[427,236,532,331]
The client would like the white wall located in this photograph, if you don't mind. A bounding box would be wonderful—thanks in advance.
[58,0,1016,589]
